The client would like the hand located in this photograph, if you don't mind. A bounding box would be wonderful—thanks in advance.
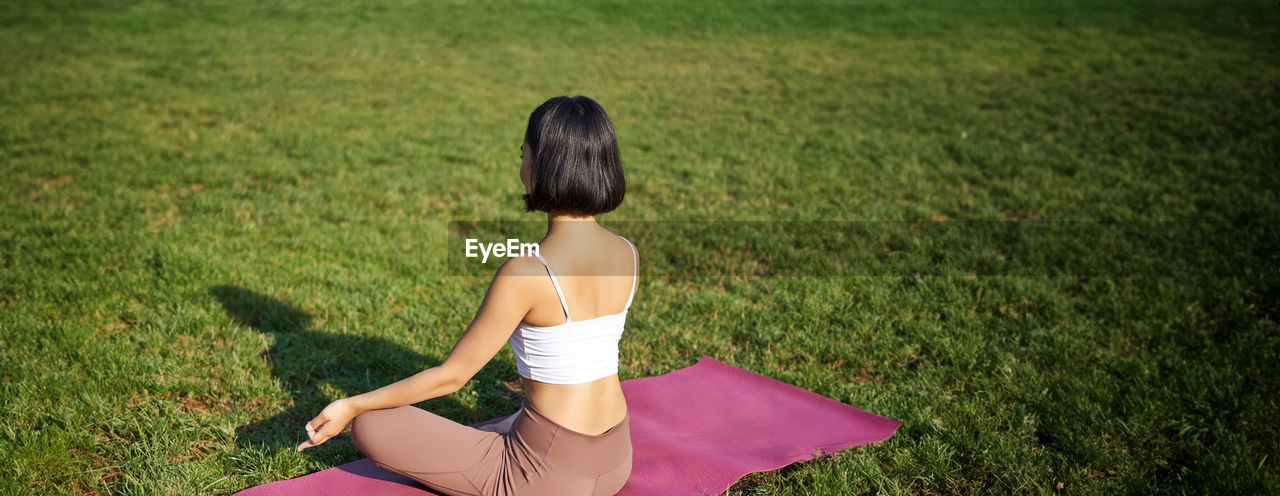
[296,398,358,452]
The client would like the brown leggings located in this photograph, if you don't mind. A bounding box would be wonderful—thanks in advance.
[351,400,632,496]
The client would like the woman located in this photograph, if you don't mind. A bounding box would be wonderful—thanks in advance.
[295,95,636,496]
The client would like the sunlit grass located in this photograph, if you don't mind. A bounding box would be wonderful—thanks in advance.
[2,0,1277,494]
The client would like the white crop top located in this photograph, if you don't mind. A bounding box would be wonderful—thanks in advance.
[508,235,637,385]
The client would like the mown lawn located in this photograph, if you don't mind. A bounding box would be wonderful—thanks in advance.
[2,1,1277,494]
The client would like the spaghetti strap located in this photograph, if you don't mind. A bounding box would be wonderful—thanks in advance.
[619,235,638,309]
[533,253,571,321]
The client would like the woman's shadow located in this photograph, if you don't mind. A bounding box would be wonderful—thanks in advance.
[210,285,520,458]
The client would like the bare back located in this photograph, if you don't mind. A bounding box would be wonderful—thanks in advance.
[518,227,635,435]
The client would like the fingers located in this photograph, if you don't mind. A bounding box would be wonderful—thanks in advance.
[299,412,333,451]
[298,429,333,451]
[306,412,328,434]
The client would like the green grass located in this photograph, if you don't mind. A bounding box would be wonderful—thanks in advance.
[2,0,1278,494]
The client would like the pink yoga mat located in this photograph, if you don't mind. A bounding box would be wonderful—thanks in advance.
[232,356,900,496]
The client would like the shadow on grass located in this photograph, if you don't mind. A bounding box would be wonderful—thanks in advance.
[209,285,516,456]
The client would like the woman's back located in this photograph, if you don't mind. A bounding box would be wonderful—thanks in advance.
[514,225,636,435]
[303,95,635,495]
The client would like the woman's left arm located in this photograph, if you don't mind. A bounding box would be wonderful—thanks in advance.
[297,258,539,451]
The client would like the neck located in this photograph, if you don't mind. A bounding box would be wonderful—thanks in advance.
[545,211,598,235]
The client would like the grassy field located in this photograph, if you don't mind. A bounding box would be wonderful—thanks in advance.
[2,0,1278,494]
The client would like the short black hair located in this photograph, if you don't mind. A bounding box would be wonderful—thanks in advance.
[522,96,625,216]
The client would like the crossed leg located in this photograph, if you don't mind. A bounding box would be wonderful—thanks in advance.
[351,405,504,496]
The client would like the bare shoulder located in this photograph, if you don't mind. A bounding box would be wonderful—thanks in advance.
[472,256,545,312]
[496,255,547,279]
[618,235,639,265]
[483,256,547,309]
